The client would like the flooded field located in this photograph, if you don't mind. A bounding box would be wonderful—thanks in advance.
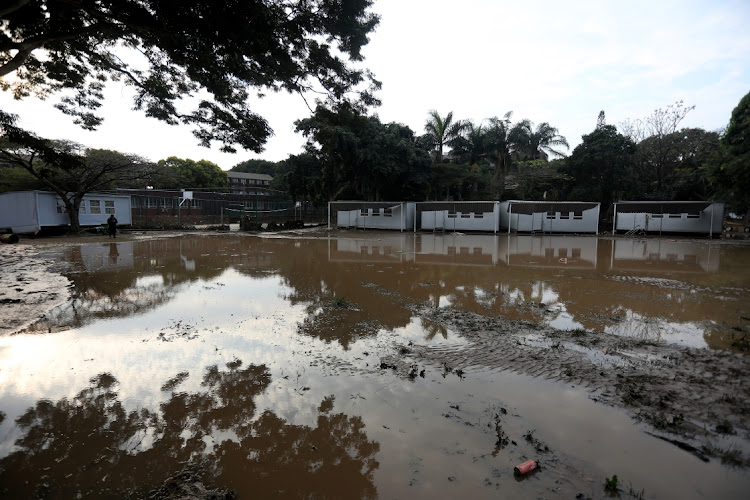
[1,231,749,498]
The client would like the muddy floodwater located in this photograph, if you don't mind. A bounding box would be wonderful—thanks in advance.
[1,231,749,498]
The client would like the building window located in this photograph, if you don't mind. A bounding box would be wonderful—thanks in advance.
[105,200,115,214]
[190,199,202,209]
[668,213,682,219]
[360,208,368,216]
[447,211,457,218]
[145,197,158,208]
[650,213,663,219]
[383,208,392,217]
[560,212,570,220]
[573,211,583,220]
[56,199,66,214]
[546,211,556,219]
[90,200,101,214]
[79,202,87,214]
[160,197,171,208]
[686,212,701,219]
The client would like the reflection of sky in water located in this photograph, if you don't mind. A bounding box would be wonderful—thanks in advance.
[604,309,708,349]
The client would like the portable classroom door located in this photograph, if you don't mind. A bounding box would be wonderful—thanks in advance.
[531,212,543,232]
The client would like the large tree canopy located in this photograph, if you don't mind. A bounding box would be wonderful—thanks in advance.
[710,90,750,218]
[156,156,227,189]
[292,104,431,203]
[565,124,636,213]
[0,0,380,153]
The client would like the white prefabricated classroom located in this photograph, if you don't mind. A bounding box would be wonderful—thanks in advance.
[329,201,416,231]
[0,190,132,234]
[499,201,600,234]
[417,201,501,232]
[612,201,724,236]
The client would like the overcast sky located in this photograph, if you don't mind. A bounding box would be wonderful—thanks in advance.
[2,0,749,170]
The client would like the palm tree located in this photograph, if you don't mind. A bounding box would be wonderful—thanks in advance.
[424,110,464,163]
[448,120,485,166]
[511,120,569,160]
[484,111,514,196]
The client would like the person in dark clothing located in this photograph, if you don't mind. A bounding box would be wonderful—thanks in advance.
[107,214,118,238]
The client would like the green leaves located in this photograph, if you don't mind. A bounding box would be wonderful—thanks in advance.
[1,0,380,152]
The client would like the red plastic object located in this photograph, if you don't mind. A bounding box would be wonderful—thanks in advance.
[514,459,538,475]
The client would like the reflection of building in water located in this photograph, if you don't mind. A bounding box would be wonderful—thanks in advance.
[414,233,499,266]
[328,236,415,263]
[327,233,602,269]
[500,235,598,269]
[611,239,719,273]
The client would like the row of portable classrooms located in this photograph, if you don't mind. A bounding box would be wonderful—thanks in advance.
[329,200,725,236]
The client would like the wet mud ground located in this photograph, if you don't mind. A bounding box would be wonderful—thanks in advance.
[1,230,749,498]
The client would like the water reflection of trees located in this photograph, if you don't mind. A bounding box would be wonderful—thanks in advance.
[0,361,379,498]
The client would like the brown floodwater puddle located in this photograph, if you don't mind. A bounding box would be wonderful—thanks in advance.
[1,233,749,498]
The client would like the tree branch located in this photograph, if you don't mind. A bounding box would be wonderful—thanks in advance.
[0,0,30,18]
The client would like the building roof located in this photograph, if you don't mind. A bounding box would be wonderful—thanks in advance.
[227,171,273,181]
[613,201,718,214]
[505,200,600,215]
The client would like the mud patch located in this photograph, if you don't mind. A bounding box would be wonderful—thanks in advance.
[0,244,72,335]
[388,303,750,466]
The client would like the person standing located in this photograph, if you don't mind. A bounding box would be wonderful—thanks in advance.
[107,214,118,238]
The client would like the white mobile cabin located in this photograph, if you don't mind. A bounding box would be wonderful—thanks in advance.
[499,201,600,234]
[329,201,416,231]
[0,191,132,234]
[612,201,724,236]
[417,201,500,232]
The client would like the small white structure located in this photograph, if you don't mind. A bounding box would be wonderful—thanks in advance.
[0,191,132,234]
[612,201,724,236]
[417,201,500,232]
[499,201,600,234]
[330,201,416,232]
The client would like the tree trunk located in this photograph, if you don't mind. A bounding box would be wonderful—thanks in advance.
[63,195,82,233]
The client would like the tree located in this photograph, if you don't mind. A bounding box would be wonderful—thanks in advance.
[230,159,280,177]
[565,125,636,214]
[423,110,465,163]
[710,91,750,219]
[449,120,486,166]
[620,100,695,193]
[484,112,515,197]
[1,0,381,153]
[511,120,569,160]
[292,104,431,203]
[157,157,227,189]
[596,111,606,129]
[0,112,154,232]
